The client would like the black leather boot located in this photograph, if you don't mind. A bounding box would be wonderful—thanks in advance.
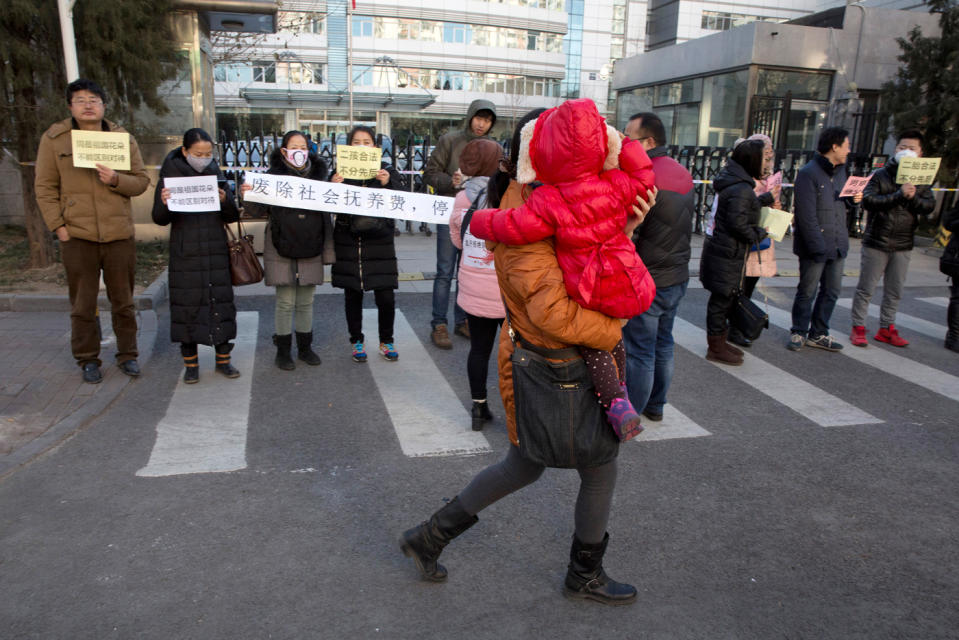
[400,496,478,582]
[273,334,295,370]
[470,401,493,431]
[563,533,637,606]
[296,331,322,366]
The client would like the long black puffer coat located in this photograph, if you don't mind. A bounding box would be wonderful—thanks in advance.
[152,148,239,346]
[699,159,767,297]
[331,164,405,291]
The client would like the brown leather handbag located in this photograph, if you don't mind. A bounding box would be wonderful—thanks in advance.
[224,219,264,286]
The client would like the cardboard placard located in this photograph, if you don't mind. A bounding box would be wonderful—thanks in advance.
[71,130,131,170]
[336,145,382,180]
[895,157,941,186]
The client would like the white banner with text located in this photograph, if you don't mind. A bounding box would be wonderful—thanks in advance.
[242,173,455,225]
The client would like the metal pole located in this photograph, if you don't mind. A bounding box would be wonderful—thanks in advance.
[57,0,80,81]
[347,1,354,126]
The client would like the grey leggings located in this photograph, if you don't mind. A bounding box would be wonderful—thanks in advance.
[458,445,617,545]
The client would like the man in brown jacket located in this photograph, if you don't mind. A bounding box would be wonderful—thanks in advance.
[35,79,150,383]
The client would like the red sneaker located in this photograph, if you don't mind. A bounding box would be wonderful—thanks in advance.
[850,325,868,347]
[874,324,909,347]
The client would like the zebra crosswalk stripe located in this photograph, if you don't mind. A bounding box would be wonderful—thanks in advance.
[137,311,259,477]
[764,305,959,402]
[672,317,882,427]
[364,308,491,458]
[917,297,949,308]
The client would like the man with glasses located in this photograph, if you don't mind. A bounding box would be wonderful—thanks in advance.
[622,113,693,422]
[35,79,150,383]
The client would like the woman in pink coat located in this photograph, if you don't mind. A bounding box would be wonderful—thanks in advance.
[449,139,506,431]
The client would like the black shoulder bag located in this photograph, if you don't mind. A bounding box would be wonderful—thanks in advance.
[730,251,769,341]
[504,311,619,469]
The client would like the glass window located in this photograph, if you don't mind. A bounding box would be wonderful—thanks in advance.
[707,70,748,144]
[654,79,701,106]
[352,16,372,37]
[756,69,832,101]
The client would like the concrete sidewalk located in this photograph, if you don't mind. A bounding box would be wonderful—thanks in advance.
[0,229,948,478]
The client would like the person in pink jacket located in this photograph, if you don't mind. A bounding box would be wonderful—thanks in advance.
[469,99,657,441]
[449,139,506,431]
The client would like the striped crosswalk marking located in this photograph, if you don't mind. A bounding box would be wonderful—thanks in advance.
[836,298,945,340]
[764,306,959,402]
[672,317,882,427]
[917,297,949,308]
[137,311,259,477]
[634,404,711,441]
[364,309,491,458]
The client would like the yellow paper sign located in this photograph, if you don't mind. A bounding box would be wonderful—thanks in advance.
[71,130,131,170]
[895,157,941,186]
[759,207,794,243]
[336,145,382,180]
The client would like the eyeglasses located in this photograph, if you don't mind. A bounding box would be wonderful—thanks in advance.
[71,98,103,106]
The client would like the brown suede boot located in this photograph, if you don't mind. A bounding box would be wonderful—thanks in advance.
[707,332,743,366]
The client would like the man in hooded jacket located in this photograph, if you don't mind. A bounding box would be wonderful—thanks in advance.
[423,99,498,349]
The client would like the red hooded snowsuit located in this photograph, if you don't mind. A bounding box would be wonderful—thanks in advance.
[469,99,657,319]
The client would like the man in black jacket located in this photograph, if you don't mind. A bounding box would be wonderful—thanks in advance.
[849,129,936,347]
[788,127,860,352]
[622,113,693,421]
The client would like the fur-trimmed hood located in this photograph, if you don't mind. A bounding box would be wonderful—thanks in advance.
[515,99,621,185]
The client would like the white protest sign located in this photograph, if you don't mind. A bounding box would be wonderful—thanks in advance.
[462,228,495,270]
[164,175,220,212]
[242,172,455,224]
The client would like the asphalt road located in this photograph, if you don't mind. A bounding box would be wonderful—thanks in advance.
[1,287,958,639]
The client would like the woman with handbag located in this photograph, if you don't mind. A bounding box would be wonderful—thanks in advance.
[153,128,241,383]
[448,138,505,430]
[730,133,781,347]
[330,126,405,362]
[241,130,333,370]
[399,109,652,606]
[699,138,768,366]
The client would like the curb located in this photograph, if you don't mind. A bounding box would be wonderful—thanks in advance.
[0,307,160,480]
[0,268,168,312]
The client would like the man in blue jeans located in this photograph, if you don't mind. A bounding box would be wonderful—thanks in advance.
[788,127,861,352]
[423,99,498,348]
[621,113,693,421]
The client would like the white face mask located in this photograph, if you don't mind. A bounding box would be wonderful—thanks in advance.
[186,154,211,173]
[285,149,308,168]
[894,149,918,162]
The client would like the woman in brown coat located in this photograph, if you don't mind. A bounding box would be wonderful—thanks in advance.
[399,109,652,606]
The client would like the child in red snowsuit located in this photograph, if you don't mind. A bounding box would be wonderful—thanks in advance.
[470,99,656,440]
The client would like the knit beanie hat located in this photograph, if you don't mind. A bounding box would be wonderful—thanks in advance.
[458,138,503,177]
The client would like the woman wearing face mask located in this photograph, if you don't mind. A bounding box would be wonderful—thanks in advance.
[241,130,333,370]
[153,128,241,383]
[330,126,406,362]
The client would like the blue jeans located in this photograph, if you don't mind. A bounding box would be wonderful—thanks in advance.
[791,257,845,338]
[431,224,466,329]
[622,281,688,416]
